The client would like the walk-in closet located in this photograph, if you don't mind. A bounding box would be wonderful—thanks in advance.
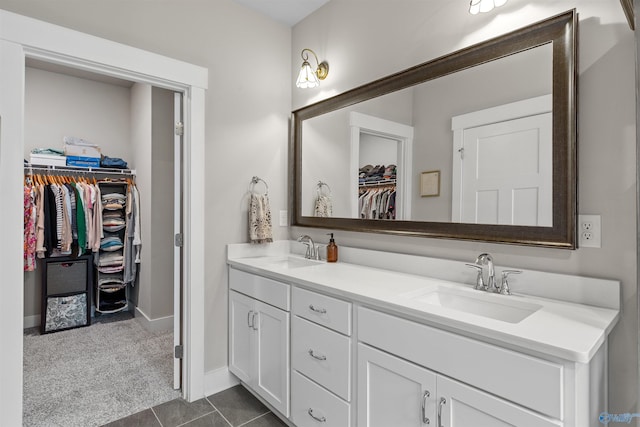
[22,60,181,426]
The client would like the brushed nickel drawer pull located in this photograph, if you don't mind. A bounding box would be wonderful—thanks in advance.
[308,408,327,422]
[309,304,327,314]
[308,349,327,361]
[437,397,446,427]
[251,312,258,331]
[247,310,254,328]
[421,390,431,424]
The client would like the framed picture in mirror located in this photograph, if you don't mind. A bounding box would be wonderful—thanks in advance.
[420,170,440,197]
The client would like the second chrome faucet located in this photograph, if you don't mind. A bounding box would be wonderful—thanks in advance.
[466,253,521,295]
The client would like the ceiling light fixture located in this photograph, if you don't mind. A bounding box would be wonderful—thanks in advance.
[469,0,507,15]
[296,48,329,89]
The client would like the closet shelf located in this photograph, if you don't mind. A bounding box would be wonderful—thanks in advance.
[24,163,136,176]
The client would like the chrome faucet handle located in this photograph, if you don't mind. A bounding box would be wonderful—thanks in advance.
[465,263,487,291]
[498,269,522,295]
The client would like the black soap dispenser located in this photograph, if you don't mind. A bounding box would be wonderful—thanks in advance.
[326,233,338,263]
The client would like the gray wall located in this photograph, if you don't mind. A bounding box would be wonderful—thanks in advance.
[293,0,638,415]
[0,0,293,374]
[23,67,132,319]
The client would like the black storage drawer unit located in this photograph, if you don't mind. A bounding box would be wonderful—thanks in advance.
[45,258,89,294]
[40,254,92,334]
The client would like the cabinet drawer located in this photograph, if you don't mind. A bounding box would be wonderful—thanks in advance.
[293,286,351,335]
[358,306,563,419]
[292,316,351,401]
[229,267,290,311]
[291,371,350,427]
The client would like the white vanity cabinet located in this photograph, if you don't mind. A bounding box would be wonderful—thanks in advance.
[228,268,290,417]
[358,343,558,427]
[356,306,600,427]
[357,343,436,427]
[290,287,353,427]
[227,244,617,427]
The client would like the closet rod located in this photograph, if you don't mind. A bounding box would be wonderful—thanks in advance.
[359,178,396,187]
[24,163,136,176]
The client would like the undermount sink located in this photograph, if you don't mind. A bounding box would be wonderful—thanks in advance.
[262,256,323,269]
[403,287,542,324]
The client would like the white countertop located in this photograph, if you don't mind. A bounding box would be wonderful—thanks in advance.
[227,243,620,364]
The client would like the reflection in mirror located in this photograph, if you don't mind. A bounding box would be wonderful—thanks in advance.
[301,44,552,225]
[292,10,577,248]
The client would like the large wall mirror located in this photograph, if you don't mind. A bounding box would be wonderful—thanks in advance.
[291,10,577,248]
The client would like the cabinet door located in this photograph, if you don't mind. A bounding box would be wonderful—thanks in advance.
[254,299,290,417]
[437,376,559,427]
[229,290,254,383]
[358,343,436,427]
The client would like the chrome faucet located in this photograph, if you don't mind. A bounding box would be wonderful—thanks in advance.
[466,253,496,292]
[466,253,522,295]
[297,235,319,260]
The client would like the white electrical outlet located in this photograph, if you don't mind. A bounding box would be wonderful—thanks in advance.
[279,210,288,227]
[578,214,601,248]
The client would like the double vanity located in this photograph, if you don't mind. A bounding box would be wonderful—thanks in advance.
[227,241,620,427]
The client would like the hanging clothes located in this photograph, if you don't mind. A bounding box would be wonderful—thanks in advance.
[358,185,396,220]
[23,172,139,273]
[23,182,37,271]
[124,183,141,284]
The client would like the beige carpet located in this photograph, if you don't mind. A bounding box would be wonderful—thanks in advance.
[23,317,180,427]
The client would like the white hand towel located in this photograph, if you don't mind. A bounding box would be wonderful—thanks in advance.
[249,193,273,244]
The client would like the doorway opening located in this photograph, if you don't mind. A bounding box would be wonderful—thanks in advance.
[21,60,184,425]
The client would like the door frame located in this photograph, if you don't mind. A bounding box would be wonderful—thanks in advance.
[0,10,207,424]
[173,92,184,390]
[349,112,414,219]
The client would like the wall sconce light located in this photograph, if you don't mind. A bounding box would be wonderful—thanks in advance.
[469,0,507,15]
[296,48,329,89]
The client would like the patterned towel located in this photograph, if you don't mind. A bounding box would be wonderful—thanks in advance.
[249,193,273,244]
[314,195,332,217]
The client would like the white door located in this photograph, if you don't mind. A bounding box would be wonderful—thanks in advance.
[437,376,558,427]
[228,290,254,383]
[357,343,436,427]
[254,300,290,417]
[451,95,553,226]
[173,92,183,389]
[457,114,552,226]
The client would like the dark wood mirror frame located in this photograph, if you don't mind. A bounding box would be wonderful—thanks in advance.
[290,10,577,249]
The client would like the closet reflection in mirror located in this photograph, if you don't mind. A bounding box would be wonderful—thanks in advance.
[301,43,552,226]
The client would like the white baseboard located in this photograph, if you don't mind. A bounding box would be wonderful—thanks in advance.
[23,314,40,329]
[135,307,173,332]
[204,366,239,397]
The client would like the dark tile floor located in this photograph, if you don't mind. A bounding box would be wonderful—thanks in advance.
[102,385,289,427]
